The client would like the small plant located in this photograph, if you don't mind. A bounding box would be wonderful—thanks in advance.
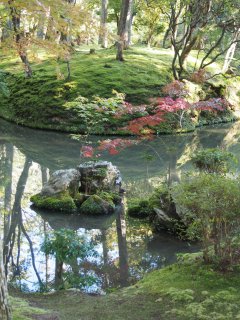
[191,148,236,174]
[190,68,207,84]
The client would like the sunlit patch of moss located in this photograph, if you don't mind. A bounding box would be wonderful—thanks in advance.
[30,192,76,212]
[11,296,48,320]
[80,194,115,215]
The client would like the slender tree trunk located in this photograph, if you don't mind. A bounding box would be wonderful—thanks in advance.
[37,6,51,40]
[99,0,108,48]
[222,29,240,73]
[8,0,32,78]
[55,259,63,289]
[126,0,134,48]
[162,27,171,48]
[116,0,130,61]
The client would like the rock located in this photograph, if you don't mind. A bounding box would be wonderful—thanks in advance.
[152,208,177,231]
[78,161,121,194]
[41,169,80,197]
[80,195,115,215]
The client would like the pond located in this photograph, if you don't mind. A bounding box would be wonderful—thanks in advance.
[1,119,240,294]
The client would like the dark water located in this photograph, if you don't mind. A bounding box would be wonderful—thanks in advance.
[1,119,240,293]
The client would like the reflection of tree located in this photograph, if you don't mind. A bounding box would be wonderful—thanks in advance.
[3,157,43,288]
[0,238,12,320]
[101,230,110,288]
[116,206,129,287]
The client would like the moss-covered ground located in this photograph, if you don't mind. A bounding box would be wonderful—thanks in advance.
[0,46,239,133]
[0,47,173,130]
[12,255,240,320]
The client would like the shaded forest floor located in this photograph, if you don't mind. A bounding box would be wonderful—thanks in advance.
[11,255,240,320]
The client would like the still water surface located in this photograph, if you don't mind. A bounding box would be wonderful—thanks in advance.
[1,119,240,293]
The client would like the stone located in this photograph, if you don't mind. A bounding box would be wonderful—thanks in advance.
[78,161,121,194]
[41,169,80,197]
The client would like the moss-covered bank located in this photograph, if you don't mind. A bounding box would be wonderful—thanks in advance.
[11,255,240,320]
[0,47,239,134]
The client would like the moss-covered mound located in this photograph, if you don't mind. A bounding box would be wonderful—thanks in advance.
[80,195,115,215]
[30,192,77,213]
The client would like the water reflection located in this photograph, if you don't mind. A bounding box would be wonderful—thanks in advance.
[1,119,239,293]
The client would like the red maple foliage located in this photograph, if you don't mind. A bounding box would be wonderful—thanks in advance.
[193,98,230,112]
[80,95,231,158]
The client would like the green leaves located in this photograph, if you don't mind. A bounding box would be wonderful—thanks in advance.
[41,228,96,263]
[191,148,237,174]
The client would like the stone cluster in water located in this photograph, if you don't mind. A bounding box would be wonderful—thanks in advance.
[31,161,122,215]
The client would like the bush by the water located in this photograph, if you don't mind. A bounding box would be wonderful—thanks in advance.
[191,148,236,174]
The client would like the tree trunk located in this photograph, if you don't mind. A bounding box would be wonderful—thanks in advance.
[37,6,51,40]
[8,0,32,78]
[222,28,240,73]
[126,0,134,48]
[116,0,130,61]
[99,0,108,48]
[162,27,170,48]
[0,240,12,320]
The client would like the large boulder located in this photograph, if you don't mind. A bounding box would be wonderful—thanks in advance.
[78,161,121,194]
[41,169,80,197]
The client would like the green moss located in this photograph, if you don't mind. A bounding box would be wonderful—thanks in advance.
[73,193,87,208]
[0,47,238,134]
[80,194,115,215]
[97,191,122,205]
[30,192,76,212]
[127,198,152,218]
[11,296,48,320]
[11,255,240,320]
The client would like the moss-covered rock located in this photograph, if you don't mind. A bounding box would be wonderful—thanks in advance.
[30,192,77,213]
[80,195,115,215]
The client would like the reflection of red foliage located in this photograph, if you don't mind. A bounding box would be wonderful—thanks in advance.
[98,138,138,155]
[81,146,94,158]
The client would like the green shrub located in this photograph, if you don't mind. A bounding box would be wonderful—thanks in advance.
[191,148,236,174]
[127,198,152,218]
[172,174,240,269]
